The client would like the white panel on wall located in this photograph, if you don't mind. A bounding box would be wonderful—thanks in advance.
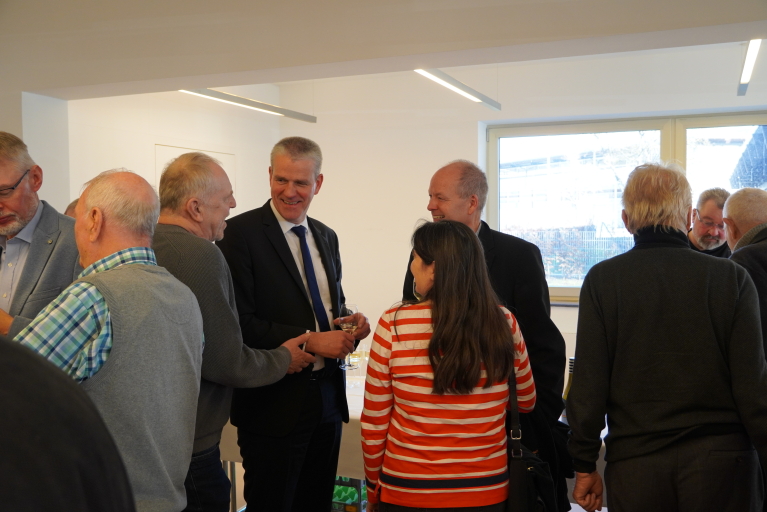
[154,145,236,198]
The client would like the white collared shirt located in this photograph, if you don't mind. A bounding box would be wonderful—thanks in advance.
[0,202,43,311]
[270,200,333,370]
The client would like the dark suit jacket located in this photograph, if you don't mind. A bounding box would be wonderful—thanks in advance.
[730,225,767,355]
[217,200,348,436]
[9,201,81,338]
[404,220,566,423]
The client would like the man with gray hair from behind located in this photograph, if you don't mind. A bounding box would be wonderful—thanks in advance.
[567,163,767,512]
[154,152,315,512]
[724,187,767,354]
[15,169,204,512]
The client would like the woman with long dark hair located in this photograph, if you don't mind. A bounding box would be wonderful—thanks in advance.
[361,220,536,512]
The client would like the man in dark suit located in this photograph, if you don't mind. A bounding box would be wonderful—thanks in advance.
[0,132,80,338]
[217,136,371,512]
[724,187,767,354]
[403,160,570,510]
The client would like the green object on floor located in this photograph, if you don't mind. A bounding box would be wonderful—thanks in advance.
[332,476,367,511]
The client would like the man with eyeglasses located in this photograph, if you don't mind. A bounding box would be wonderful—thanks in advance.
[688,188,731,258]
[0,132,80,338]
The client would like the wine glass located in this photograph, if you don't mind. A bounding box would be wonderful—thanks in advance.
[338,303,359,370]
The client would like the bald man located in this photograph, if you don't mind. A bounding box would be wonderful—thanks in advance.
[16,170,204,512]
[724,187,767,354]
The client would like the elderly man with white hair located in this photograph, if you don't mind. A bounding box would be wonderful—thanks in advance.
[16,169,204,512]
[724,187,767,354]
[567,164,767,512]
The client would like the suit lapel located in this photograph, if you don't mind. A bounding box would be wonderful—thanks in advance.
[478,221,496,270]
[10,202,60,315]
[261,202,311,304]
[309,219,339,317]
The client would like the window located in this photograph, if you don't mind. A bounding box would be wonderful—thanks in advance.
[486,114,767,295]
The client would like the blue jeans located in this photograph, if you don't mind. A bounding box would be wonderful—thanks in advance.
[183,443,232,512]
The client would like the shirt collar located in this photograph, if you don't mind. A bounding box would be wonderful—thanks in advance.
[6,200,43,246]
[79,247,157,278]
[270,199,309,235]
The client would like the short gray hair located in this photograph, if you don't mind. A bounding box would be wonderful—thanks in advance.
[622,162,692,233]
[697,187,730,210]
[724,188,767,231]
[83,169,160,239]
[0,132,35,171]
[160,152,220,212]
[271,137,322,178]
[447,160,489,211]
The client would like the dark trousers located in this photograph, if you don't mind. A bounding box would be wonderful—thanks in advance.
[238,377,342,512]
[379,502,505,512]
[605,432,764,512]
[182,444,232,512]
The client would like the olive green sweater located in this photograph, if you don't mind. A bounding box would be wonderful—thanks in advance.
[154,224,291,453]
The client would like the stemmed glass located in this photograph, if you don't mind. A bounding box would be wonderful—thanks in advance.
[338,303,359,370]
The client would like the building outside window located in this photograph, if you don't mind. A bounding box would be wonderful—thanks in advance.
[487,115,767,292]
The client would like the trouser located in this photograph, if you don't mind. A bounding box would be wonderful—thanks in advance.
[182,443,231,512]
[238,376,342,512]
[605,432,764,512]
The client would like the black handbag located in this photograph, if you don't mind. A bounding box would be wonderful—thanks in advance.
[507,372,558,512]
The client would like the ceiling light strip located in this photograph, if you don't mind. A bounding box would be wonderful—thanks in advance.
[179,89,317,123]
[414,68,501,111]
[737,39,761,96]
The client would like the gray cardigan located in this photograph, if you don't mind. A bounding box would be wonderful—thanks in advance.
[153,223,291,453]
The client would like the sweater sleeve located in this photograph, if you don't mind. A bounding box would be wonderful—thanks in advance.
[566,273,610,474]
[158,229,291,387]
[508,311,536,412]
[195,250,291,387]
[727,269,767,468]
[360,312,394,503]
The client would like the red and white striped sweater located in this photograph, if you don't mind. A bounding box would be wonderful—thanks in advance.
[361,303,536,508]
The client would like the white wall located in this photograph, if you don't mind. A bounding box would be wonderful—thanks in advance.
[22,92,70,212]
[68,85,282,216]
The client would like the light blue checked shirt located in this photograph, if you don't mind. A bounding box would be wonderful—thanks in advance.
[15,247,157,382]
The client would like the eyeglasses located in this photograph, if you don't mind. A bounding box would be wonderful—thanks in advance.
[695,210,724,231]
[0,169,30,199]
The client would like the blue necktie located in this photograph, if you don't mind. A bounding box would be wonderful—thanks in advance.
[291,226,331,332]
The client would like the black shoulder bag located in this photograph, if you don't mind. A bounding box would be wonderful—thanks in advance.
[507,371,558,512]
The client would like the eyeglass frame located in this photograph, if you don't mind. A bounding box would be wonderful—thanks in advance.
[694,209,725,231]
[0,169,31,199]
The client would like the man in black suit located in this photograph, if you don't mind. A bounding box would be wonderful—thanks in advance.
[217,137,370,512]
[403,160,570,510]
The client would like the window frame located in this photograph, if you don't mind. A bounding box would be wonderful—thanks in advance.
[486,112,767,303]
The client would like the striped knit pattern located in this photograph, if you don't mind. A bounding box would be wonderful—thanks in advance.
[361,303,535,508]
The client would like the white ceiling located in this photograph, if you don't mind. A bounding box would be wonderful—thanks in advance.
[1,0,766,100]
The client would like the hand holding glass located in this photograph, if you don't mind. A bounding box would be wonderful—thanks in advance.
[338,303,359,370]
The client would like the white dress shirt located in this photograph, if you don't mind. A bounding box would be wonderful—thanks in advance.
[270,200,334,370]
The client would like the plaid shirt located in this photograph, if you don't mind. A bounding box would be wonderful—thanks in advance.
[16,247,157,382]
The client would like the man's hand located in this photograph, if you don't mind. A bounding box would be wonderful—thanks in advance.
[333,312,371,340]
[366,500,379,512]
[0,309,14,336]
[573,471,603,512]
[281,334,316,374]
[305,331,355,359]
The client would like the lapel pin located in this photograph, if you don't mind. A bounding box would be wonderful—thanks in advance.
[47,240,52,244]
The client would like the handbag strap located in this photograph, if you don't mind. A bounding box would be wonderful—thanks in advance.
[508,360,523,459]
